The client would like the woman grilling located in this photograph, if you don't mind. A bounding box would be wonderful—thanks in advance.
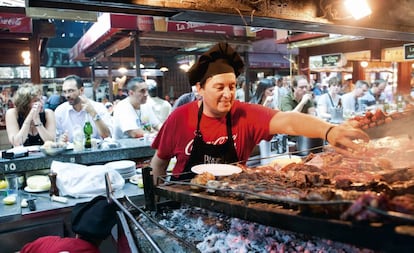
[150,42,369,184]
[6,83,56,147]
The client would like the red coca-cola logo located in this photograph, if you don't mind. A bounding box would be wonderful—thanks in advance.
[0,17,23,26]
[184,134,238,155]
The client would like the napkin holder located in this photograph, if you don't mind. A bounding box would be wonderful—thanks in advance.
[2,147,29,159]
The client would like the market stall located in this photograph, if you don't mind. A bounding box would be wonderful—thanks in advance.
[110,109,414,253]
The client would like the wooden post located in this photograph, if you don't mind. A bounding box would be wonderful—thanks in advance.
[30,20,41,84]
[397,62,412,95]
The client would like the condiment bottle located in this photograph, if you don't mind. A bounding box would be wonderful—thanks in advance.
[84,121,93,149]
[48,172,59,196]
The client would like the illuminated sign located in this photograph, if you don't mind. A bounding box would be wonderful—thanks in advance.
[404,43,414,60]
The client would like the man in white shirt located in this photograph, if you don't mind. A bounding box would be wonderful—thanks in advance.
[113,77,162,139]
[146,79,172,123]
[341,80,369,116]
[55,75,112,142]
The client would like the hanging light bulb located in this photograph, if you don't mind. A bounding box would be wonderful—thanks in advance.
[21,50,30,65]
[118,66,128,74]
[344,0,372,20]
[179,64,190,72]
[360,61,368,68]
[159,66,169,72]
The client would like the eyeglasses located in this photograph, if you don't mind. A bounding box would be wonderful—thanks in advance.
[297,86,308,89]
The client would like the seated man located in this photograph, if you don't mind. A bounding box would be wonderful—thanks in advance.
[280,75,316,115]
[55,75,112,142]
[20,195,118,253]
[341,80,369,116]
[113,77,162,139]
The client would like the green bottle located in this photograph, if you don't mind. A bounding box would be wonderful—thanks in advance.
[83,121,93,149]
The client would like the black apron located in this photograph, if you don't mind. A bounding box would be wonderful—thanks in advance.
[176,103,239,180]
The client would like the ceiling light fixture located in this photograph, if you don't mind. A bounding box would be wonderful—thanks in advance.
[287,34,364,49]
[179,64,190,72]
[360,61,368,68]
[344,0,372,20]
[159,66,169,72]
[21,51,30,65]
[118,67,128,74]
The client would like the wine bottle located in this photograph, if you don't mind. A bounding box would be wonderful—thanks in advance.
[84,121,93,149]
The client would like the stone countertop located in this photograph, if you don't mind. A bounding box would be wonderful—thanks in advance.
[0,181,144,220]
[0,138,155,174]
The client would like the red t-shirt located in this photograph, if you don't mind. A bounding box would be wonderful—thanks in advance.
[20,236,100,253]
[152,100,278,176]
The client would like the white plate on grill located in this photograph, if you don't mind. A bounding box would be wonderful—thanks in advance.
[191,164,242,176]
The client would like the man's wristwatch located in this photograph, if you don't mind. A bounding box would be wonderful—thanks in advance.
[93,114,101,121]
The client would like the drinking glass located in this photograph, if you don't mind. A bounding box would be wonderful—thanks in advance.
[5,174,18,197]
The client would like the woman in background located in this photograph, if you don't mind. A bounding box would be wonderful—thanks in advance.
[6,83,56,147]
[249,78,276,108]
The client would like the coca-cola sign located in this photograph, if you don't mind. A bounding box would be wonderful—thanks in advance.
[0,13,31,33]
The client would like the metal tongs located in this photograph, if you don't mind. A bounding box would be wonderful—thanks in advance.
[366,206,414,224]
[105,173,163,253]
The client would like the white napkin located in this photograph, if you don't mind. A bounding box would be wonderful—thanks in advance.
[50,160,125,198]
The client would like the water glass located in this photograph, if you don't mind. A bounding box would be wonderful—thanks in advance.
[5,174,18,197]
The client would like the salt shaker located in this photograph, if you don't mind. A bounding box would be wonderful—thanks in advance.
[48,172,59,196]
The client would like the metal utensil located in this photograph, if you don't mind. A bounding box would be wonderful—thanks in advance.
[366,206,414,224]
[233,145,326,165]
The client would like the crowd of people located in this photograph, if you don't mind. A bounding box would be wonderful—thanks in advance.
[246,73,403,124]
[4,61,403,150]
[6,42,405,252]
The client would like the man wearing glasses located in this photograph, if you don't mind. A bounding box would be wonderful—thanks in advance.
[112,77,161,139]
[279,75,316,115]
[55,75,112,142]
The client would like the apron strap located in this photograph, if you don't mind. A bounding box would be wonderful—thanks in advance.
[197,102,233,140]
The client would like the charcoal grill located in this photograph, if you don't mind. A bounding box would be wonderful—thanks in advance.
[104,163,414,253]
[140,167,414,253]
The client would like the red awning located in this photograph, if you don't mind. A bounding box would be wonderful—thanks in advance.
[70,13,277,61]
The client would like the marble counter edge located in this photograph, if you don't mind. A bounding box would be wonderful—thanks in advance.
[0,139,155,174]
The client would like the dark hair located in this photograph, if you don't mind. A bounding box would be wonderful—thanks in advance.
[148,85,157,97]
[249,78,274,104]
[64,75,84,89]
[291,75,308,88]
[355,80,369,89]
[236,75,246,88]
[372,79,386,88]
[126,77,146,91]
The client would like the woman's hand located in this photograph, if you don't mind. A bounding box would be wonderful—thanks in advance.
[262,95,274,108]
[30,101,43,124]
